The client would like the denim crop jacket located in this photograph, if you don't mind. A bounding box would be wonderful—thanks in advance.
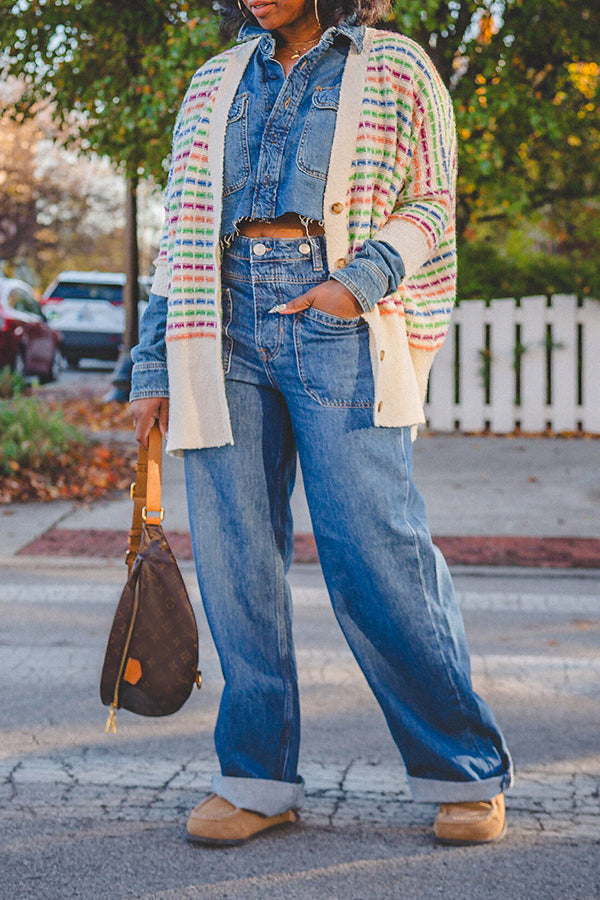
[131,27,457,455]
[220,21,405,310]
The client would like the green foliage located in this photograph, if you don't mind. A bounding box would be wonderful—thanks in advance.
[477,345,492,400]
[3,0,598,206]
[389,1,600,230]
[1,0,598,301]
[0,0,222,182]
[0,367,29,399]
[458,240,600,301]
[139,16,224,181]
[0,395,88,476]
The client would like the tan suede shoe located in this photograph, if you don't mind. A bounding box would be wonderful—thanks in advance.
[186,793,298,845]
[434,793,506,845]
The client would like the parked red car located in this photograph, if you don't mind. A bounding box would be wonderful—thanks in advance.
[0,278,61,381]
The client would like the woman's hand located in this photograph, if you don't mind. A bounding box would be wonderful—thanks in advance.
[271,279,362,319]
[131,397,170,449]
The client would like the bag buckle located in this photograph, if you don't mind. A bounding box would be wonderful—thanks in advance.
[142,506,165,523]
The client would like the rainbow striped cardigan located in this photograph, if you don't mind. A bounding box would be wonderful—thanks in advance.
[151,27,457,454]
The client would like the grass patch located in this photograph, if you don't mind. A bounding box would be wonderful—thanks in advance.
[0,372,137,503]
[0,366,29,400]
[0,395,88,477]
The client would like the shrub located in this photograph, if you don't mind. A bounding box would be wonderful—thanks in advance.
[0,366,29,400]
[0,395,88,477]
[458,242,600,301]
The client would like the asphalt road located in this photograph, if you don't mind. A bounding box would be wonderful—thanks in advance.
[1,560,599,900]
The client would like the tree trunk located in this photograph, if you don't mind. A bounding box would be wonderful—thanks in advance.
[123,174,140,351]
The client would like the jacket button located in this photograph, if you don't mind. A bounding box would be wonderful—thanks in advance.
[380,350,385,361]
[336,258,347,269]
[331,202,344,214]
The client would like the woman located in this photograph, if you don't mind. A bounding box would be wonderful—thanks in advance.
[131,0,513,846]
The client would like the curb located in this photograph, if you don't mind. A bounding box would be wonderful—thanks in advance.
[14,528,600,568]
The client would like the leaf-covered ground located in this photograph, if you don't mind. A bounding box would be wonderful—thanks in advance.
[0,394,137,505]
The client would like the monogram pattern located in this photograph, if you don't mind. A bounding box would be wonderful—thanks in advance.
[100,524,200,717]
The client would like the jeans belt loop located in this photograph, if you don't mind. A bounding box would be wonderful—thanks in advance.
[309,236,324,272]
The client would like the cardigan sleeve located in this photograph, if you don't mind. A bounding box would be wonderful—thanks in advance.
[149,57,216,298]
[149,96,189,297]
[373,54,457,281]
[149,193,170,295]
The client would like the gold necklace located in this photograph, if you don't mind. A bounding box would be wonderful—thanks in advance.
[277,31,322,59]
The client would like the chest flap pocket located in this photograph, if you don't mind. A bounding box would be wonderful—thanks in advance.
[224,92,251,197]
[296,87,340,181]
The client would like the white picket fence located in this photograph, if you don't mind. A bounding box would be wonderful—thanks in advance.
[425,294,600,434]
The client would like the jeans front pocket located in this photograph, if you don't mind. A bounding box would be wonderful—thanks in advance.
[221,288,234,374]
[294,307,374,407]
[223,92,250,197]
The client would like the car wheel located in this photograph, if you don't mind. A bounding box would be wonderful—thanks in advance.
[41,348,65,383]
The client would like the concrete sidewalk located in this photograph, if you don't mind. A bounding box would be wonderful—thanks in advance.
[2,432,599,567]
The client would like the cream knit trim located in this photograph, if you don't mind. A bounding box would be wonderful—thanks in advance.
[323,30,372,269]
[150,260,169,297]
[375,219,434,281]
[364,304,425,428]
[166,338,233,456]
[409,345,436,407]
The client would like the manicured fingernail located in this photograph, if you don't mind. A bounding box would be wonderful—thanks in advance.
[267,304,287,314]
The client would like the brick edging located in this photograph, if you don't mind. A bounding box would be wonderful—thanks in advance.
[16,529,600,568]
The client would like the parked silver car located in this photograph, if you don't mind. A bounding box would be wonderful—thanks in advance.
[42,271,149,368]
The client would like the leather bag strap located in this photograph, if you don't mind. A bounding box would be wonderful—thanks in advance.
[126,424,163,572]
[145,425,163,524]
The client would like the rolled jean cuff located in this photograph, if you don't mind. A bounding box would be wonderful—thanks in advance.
[211,775,305,817]
[407,770,513,803]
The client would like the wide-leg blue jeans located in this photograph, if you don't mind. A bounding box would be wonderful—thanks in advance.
[184,235,513,816]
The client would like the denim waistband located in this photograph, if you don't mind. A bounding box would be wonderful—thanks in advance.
[222,233,327,271]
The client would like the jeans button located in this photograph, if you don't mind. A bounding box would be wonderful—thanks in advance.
[299,243,311,255]
[253,242,267,256]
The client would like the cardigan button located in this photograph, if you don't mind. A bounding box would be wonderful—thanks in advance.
[377,401,383,413]
[336,258,347,269]
[331,202,344,214]
[380,350,385,361]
